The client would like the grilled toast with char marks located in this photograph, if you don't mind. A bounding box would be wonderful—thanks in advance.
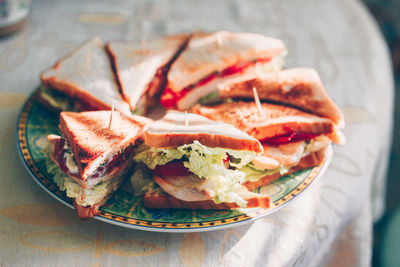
[217,68,344,127]
[144,110,263,153]
[192,101,336,141]
[59,111,151,181]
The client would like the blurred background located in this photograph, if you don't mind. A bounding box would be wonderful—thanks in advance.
[362,0,400,266]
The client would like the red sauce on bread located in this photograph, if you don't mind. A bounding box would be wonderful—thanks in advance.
[260,132,320,146]
[160,58,271,108]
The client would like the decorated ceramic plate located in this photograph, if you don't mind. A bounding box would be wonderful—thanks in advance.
[16,90,332,233]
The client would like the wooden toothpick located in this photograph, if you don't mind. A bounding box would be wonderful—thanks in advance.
[184,110,189,127]
[252,87,263,115]
[108,104,115,130]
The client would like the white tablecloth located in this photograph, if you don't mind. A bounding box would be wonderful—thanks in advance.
[0,0,393,266]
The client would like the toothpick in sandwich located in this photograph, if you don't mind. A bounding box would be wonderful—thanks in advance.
[108,104,115,129]
[252,87,263,115]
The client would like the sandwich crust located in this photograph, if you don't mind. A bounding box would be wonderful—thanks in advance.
[143,188,271,209]
[217,68,344,127]
[144,110,263,153]
[167,31,286,92]
[107,34,189,113]
[59,111,148,181]
[192,101,335,141]
[41,37,131,114]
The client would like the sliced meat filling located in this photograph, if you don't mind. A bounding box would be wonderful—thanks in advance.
[251,136,331,170]
[153,160,259,205]
[153,161,214,202]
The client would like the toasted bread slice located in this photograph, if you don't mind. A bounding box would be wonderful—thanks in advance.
[107,34,189,113]
[59,111,150,181]
[192,101,335,142]
[161,31,286,110]
[167,31,286,92]
[41,37,131,114]
[73,200,101,219]
[144,110,263,153]
[217,68,344,127]
[244,148,327,190]
[143,187,271,209]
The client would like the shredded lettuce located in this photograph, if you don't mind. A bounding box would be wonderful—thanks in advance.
[134,141,257,207]
[130,166,156,196]
[133,143,183,169]
[203,174,248,207]
[198,91,220,104]
[198,91,234,105]
[240,163,290,182]
[134,141,256,170]
[46,156,68,191]
[45,155,118,206]
[39,86,77,111]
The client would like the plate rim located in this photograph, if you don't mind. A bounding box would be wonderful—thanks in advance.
[16,90,332,233]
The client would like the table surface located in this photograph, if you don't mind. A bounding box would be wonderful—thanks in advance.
[0,0,394,266]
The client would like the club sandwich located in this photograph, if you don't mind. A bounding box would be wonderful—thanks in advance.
[192,102,343,189]
[132,110,273,209]
[39,37,131,115]
[106,34,189,115]
[160,31,287,110]
[46,110,150,218]
[210,68,345,128]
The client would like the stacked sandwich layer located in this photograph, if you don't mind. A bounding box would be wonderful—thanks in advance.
[42,31,344,218]
[46,111,151,218]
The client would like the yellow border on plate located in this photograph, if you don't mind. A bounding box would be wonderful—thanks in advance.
[17,91,324,231]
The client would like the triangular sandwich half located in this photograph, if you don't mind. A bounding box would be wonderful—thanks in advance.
[106,34,189,115]
[160,31,287,110]
[40,37,131,115]
[47,110,151,218]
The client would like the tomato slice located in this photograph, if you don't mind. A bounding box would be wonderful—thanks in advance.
[154,161,192,177]
[261,132,320,146]
[220,61,253,76]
